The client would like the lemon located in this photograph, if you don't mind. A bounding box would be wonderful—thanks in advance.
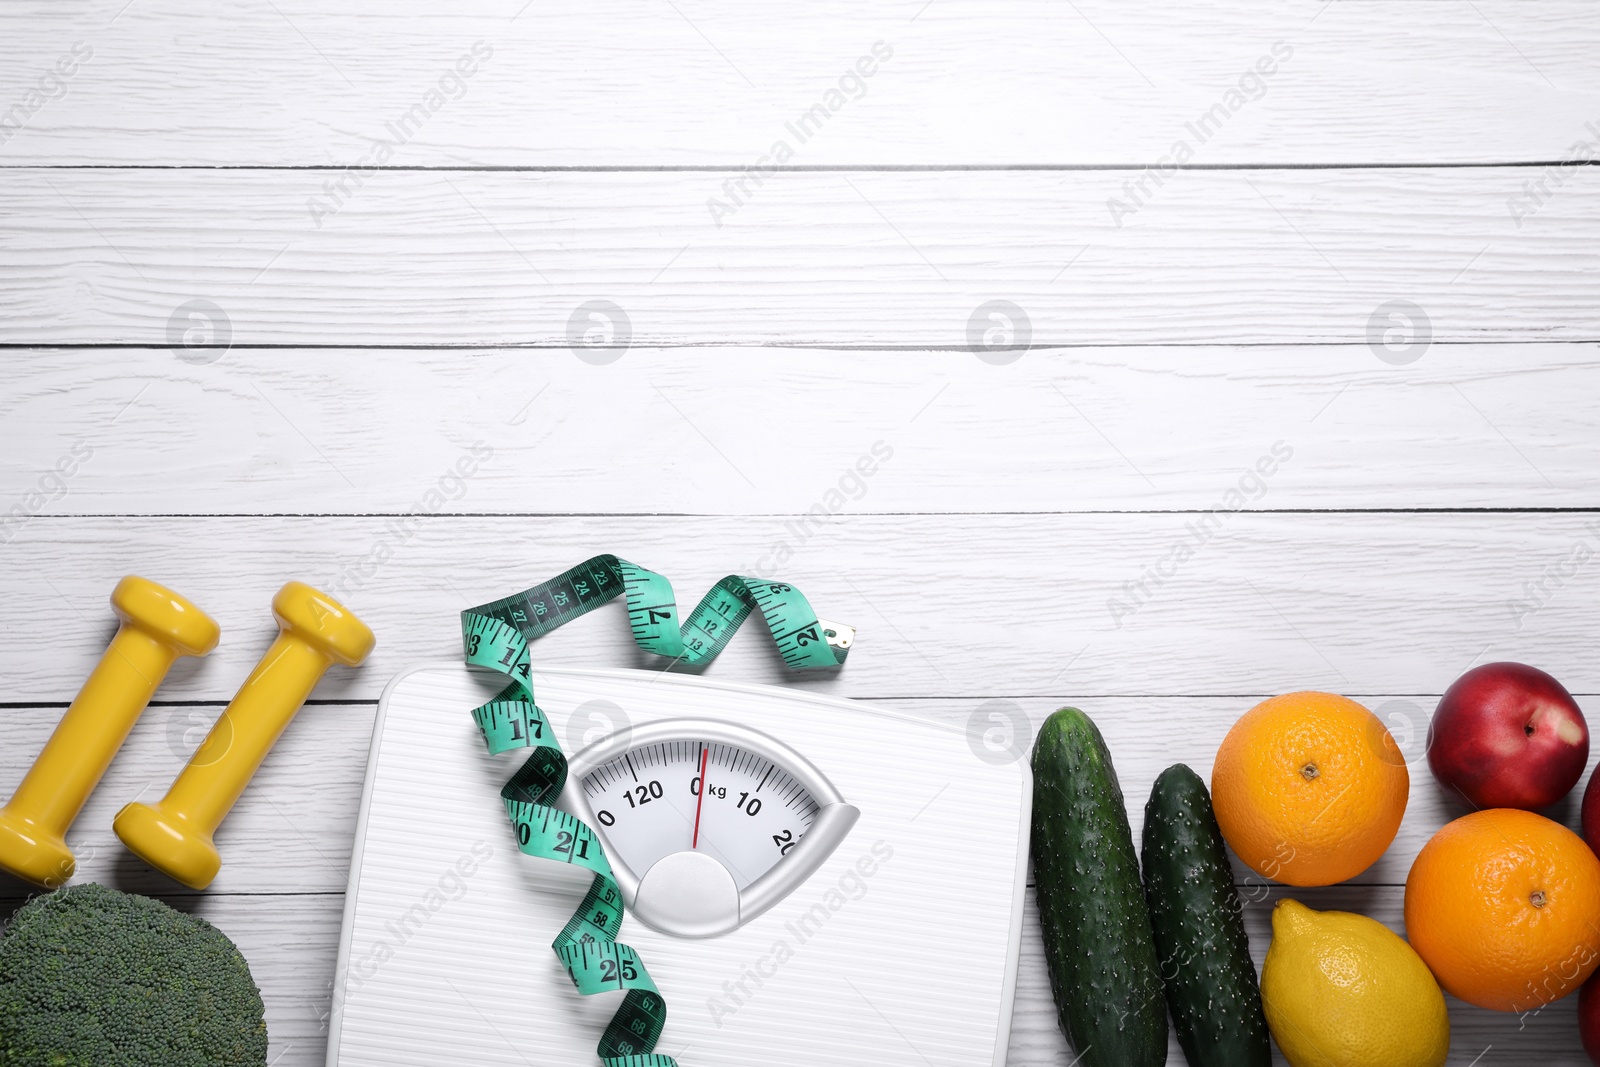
[1261,898,1449,1067]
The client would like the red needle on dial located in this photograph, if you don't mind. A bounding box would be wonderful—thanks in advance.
[691,747,709,849]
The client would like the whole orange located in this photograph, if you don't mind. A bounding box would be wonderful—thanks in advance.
[1211,691,1409,886]
[1405,808,1600,1012]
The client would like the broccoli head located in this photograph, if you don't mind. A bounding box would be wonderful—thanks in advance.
[0,883,267,1067]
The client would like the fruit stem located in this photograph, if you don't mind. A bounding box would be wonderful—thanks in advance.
[1531,890,1547,908]
[1301,762,1319,781]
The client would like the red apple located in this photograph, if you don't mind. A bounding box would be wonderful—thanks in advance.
[1583,968,1600,1064]
[1584,767,1600,856]
[1426,662,1588,810]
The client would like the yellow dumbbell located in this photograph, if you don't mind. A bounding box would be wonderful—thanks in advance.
[114,581,374,890]
[0,577,220,888]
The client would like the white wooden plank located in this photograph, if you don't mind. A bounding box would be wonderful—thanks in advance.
[5,705,1594,1063]
[3,887,1580,1067]
[2,1,1598,166]
[4,514,1599,703]
[3,168,1596,346]
[0,691,1594,894]
[0,705,375,897]
[2,346,1597,514]
[6,821,1588,1064]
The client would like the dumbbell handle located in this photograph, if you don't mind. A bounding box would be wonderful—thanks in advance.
[8,628,180,832]
[163,632,330,834]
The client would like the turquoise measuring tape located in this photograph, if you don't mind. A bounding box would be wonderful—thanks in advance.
[460,555,850,1066]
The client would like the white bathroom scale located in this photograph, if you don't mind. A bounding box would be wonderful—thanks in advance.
[327,663,1032,1067]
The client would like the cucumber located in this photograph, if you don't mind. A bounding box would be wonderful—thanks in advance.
[1141,764,1270,1067]
[1030,707,1167,1067]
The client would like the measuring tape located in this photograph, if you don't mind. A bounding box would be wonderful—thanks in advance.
[461,555,852,1067]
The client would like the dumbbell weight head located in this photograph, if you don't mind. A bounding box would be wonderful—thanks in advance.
[272,581,377,667]
[110,574,223,658]
[0,809,77,890]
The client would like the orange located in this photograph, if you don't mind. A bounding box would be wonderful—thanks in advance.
[1211,691,1408,886]
[1405,808,1600,1012]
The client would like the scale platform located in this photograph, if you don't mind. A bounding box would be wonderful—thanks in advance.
[327,663,1031,1066]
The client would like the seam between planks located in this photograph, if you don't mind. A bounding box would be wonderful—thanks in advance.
[10,341,1600,352]
[15,509,1600,518]
[4,162,1599,172]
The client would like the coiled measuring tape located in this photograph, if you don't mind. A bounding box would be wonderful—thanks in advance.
[460,555,852,1067]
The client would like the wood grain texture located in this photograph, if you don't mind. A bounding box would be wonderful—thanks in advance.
[2,1,1598,167]
[1,696,1589,894]
[2,345,1598,513]
[4,167,1597,346]
[7,0,1599,1061]
[3,699,1593,1063]
[2,887,1576,1067]
[3,513,1599,703]
[0,705,376,899]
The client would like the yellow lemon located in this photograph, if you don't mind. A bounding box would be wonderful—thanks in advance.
[1261,898,1449,1067]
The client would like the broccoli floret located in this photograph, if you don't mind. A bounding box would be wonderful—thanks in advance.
[0,883,267,1066]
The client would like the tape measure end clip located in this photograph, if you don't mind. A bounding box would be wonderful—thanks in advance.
[818,620,854,651]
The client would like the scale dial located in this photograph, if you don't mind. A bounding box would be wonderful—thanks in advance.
[559,718,859,938]
[580,741,819,890]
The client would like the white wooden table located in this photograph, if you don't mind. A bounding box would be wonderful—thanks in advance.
[2,2,1598,1063]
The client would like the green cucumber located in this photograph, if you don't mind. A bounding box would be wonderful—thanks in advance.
[1141,764,1270,1067]
[1030,707,1167,1067]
